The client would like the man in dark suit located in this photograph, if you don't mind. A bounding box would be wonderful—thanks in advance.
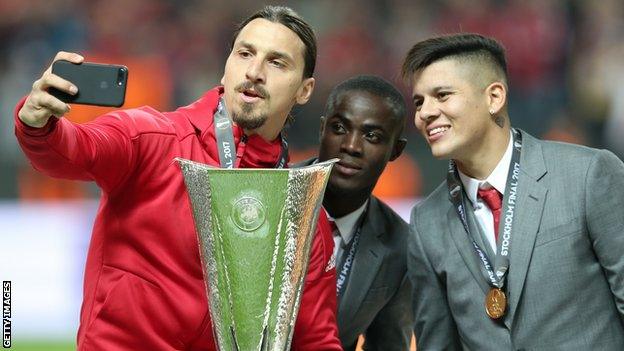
[296,75,413,350]
[403,33,624,350]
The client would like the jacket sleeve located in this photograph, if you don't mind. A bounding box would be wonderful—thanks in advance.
[291,209,342,351]
[14,97,136,193]
[585,149,624,320]
[362,273,413,351]
[409,206,462,350]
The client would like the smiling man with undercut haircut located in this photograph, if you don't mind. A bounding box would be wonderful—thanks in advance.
[404,33,624,351]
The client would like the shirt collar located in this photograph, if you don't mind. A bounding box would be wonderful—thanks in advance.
[458,132,513,207]
[177,86,223,133]
[329,199,368,244]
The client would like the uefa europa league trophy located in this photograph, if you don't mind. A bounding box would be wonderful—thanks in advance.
[176,158,336,351]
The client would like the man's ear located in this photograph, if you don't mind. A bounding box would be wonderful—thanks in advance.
[390,137,407,161]
[319,115,326,142]
[296,77,315,105]
[486,81,506,115]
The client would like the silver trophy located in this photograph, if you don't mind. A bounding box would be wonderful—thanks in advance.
[177,158,336,351]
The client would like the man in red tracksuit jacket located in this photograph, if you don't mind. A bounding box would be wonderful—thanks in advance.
[14,6,341,351]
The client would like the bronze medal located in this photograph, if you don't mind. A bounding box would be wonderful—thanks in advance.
[485,287,507,319]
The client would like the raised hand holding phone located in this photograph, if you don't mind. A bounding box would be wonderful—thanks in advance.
[18,51,83,128]
[17,52,128,128]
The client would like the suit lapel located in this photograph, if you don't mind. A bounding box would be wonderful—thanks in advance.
[447,203,492,295]
[338,198,387,327]
[505,132,548,325]
[466,207,496,260]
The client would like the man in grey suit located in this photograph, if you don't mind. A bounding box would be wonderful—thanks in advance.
[403,33,624,350]
[295,75,413,350]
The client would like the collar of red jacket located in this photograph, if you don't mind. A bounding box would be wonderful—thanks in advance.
[178,86,287,168]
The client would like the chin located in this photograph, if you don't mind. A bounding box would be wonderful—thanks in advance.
[429,147,445,160]
[328,178,352,194]
[232,110,268,130]
[429,143,455,160]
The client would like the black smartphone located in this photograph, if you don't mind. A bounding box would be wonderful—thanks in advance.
[49,60,128,107]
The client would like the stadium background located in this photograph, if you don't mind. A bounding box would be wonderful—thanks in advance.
[1,0,623,349]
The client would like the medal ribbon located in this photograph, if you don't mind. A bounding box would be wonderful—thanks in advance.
[447,129,522,290]
[336,205,369,298]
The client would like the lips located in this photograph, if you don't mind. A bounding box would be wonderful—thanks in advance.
[426,124,450,143]
[239,89,264,104]
[334,159,362,176]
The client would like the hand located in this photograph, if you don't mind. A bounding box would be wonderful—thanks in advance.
[18,51,84,128]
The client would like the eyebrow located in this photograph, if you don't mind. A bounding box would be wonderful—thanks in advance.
[412,85,454,102]
[236,41,295,64]
[330,113,388,132]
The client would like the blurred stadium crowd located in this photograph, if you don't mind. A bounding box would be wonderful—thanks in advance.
[1,0,623,200]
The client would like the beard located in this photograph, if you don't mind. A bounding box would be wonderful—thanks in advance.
[232,103,268,130]
[231,81,270,130]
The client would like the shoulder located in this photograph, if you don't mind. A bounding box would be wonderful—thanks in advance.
[369,197,407,229]
[112,86,222,140]
[523,132,622,177]
[538,138,602,164]
[410,181,448,226]
[368,197,409,246]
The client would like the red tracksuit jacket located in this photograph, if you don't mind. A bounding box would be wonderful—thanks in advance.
[14,86,341,350]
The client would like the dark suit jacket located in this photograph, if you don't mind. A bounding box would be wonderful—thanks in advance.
[295,158,413,350]
[409,131,624,350]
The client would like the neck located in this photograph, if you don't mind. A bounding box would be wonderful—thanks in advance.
[456,126,510,180]
[245,126,280,141]
[323,186,370,218]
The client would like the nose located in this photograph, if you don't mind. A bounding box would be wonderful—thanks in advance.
[340,132,363,157]
[417,97,440,123]
[245,58,266,84]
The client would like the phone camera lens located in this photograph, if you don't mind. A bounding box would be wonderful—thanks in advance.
[117,68,127,86]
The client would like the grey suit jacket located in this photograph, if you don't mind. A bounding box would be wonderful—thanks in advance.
[409,131,624,350]
[295,158,413,351]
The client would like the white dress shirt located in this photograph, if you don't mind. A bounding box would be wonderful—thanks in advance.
[328,200,368,266]
[458,133,513,254]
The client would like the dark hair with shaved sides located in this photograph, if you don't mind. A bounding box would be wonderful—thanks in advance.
[402,33,508,84]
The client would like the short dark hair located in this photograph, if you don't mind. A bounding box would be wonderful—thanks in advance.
[325,75,407,133]
[231,5,317,78]
[401,33,508,82]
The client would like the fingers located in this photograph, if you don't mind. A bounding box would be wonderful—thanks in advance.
[32,93,71,117]
[53,51,84,65]
[18,51,82,128]
[21,91,70,122]
[18,89,67,128]
[18,92,70,128]
[35,73,78,95]
[43,51,84,75]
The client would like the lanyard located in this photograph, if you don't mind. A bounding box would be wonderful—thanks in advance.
[447,129,522,289]
[336,205,368,298]
[213,97,288,169]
